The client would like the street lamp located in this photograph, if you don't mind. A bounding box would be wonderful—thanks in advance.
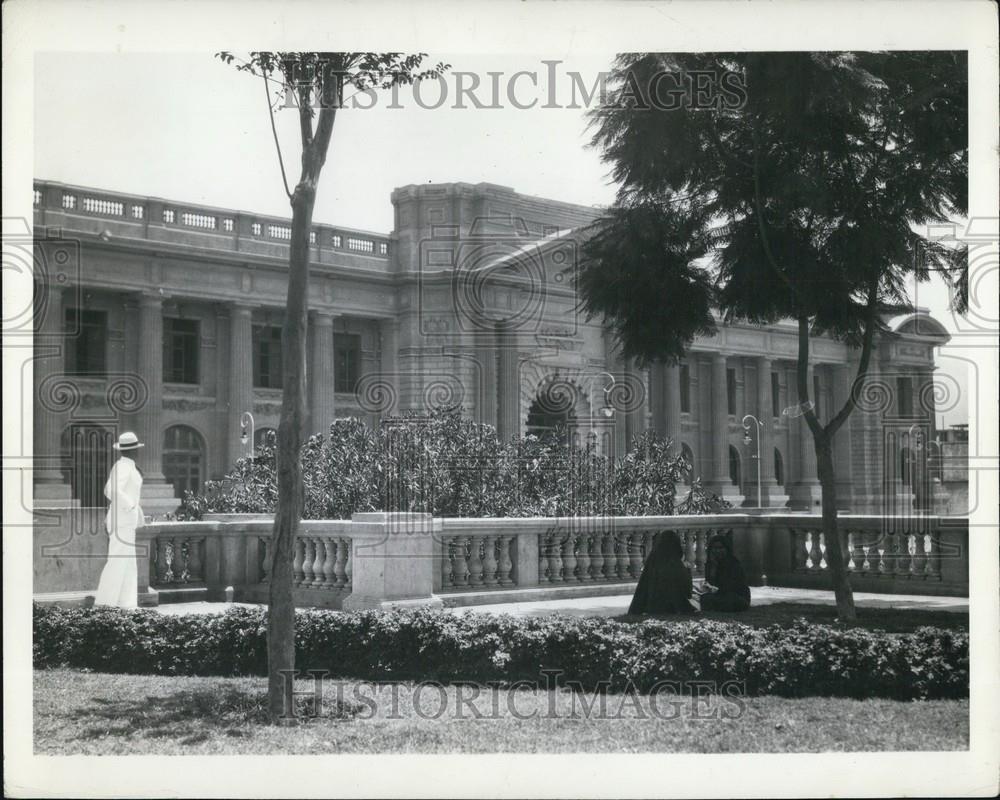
[585,372,616,452]
[240,411,255,460]
[742,413,763,508]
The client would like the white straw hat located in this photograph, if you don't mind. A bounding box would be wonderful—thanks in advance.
[113,431,145,451]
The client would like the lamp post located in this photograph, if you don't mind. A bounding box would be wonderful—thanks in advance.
[586,371,616,445]
[240,411,255,460]
[742,413,763,508]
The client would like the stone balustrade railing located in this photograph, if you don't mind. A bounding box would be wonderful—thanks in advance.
[33,511,965,609]
[33,180,391,266]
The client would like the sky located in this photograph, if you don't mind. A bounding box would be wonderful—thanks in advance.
[34,51,971,425]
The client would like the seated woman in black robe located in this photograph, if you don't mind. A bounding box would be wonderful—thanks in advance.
[627,530,695,615]
[699,534,751,612]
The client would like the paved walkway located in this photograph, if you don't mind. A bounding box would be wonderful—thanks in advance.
[151,586,967,617]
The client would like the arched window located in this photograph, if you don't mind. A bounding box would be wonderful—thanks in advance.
[680,443,695,480]
[163,425,205,498]
[526,383,577,442]
[728,445,742,489]
[61,424,114,506]
[774,448,785,486]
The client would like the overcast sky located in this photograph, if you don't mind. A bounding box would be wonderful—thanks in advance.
[34,51,969,425]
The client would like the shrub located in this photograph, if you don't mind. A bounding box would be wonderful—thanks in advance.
[178,409,729,520]
[33,604,968,700]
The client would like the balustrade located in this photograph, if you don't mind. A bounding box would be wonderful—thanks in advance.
[147,534,206,586]
[789,523,943,582]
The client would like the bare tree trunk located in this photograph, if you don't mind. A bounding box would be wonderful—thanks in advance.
[267,185,315,722]
[815,433,857,620]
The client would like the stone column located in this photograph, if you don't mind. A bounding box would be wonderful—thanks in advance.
[708,352,742,502]
[136,294,166,481]
[379,317,400,419]
[830,363,854,509]
[474,327,497,428]
[753,356,787,508]
[309,311,336,434]
[33,283,74,505]
[496,323,520,440]
[134,293,178,515]
[788,361,822,510]
[228,303,254,468]
[664,363,683,452]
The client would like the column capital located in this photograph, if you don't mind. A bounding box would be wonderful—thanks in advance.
[136,290,164,308]
[309,309,338,325]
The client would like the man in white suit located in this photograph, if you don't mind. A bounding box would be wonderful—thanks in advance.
[94,431,146,608]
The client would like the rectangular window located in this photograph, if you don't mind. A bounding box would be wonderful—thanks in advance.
[334,333,361,393]
[163,318,200,384]
[897,376,913,417]
[726,368,737,415]
[679,363,691,413]
[64,308,107,375]
[771,371,781,418]
[253,325,283,389]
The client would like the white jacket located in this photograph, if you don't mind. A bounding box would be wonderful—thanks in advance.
[104,456,145,532]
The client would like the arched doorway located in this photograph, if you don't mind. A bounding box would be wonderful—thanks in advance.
[163,425,205,499]
[526,380,579,443]
[61,424,114,507]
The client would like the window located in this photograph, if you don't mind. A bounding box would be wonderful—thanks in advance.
[61,424,113,506]
[679,363,691,413]
[64,308,107,375]
[728,445,741,488]
[771,372,781,417]
[774,448,784,486]
[897,376,913,417]
[727,368,737,415]
[253,325,283,389]
[163,425,204,498]
[334,333,361,393]
[813,374,822,418]
[163,318,200,384]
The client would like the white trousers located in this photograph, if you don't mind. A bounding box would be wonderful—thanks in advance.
[94,523,138,608]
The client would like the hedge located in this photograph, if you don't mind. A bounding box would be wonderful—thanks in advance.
[33,604,968,700]
[178,410,730,520]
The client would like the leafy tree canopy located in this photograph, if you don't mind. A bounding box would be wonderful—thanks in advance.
[579,51,968,366]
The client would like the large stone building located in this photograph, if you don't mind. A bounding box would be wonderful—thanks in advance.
[32,179,953,516]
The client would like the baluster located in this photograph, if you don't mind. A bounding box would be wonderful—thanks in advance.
[614,533,630,580]
[643,531,655,564]
[467,536,484,586]
[924,533,939,579]
[292,537,305,586]
[497,535,514,586]
[187,537,204,581]
[694,532,708,578]
[149,539,159,585]
[171,536,187,582]
[332,538,347,588]
[790,529,805,571]
[301,537,316,587]
[451,536,470,587]
[883,532,899,577]
[589,532,605,581]
[315,537,333,589]
[155,535,171,584]
[576,533,592,582]
[685,530,698,571]
[442,536,455,589]
[481,535,498,587]
[817,532,827,570]
[548,533,564,583]
[628,533,644,579]
[874,532,887,574]
[312,537,327,589]
[259,537,270,583]
[562,534,578,582]
[601,532,615,580]
[343,538,352,589]
[537,533,549,583]
[909,532,925,578]
[899,533,915,578]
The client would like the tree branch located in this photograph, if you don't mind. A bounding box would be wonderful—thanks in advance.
[824,283,879,437]
[796,316,824,440]
[263,71,294,202]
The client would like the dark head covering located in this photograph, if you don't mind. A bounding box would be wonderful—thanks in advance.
[704,533,750,601]
[652,529,684,561]
[627,529,693,615]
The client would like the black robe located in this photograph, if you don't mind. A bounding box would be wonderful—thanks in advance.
[627,536,694,615]
[701,554,751,612]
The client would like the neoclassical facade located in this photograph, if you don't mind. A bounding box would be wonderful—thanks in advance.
[31,179,952,515]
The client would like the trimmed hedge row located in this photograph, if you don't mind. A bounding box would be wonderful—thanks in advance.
[33,604,968,700]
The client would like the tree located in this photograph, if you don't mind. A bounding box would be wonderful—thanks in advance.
[217,52,448,721]
[578,52,967,619]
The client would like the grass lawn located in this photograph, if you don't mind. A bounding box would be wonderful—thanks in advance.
[614,602,968,633]
[34,669,968,755]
